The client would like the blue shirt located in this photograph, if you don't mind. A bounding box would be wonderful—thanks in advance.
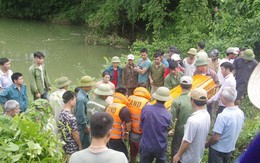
[140,102,172,152]
[0,83,28,112]
[161,58,169,67]
[75,89,90,129]
[137,58,151,83]
[211,106,245,153]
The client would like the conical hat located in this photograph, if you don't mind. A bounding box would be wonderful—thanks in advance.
[247,63,260,109]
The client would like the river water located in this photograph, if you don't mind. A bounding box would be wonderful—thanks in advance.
[0,18,128,96]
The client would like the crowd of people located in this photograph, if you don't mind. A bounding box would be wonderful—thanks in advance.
[0,41,258,163]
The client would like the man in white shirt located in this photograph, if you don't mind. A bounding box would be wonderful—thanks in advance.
[0,58,13,91]
[205,87,244,163]
[173,88,210,163]
[49,76,72,124]
[217,47,236,85]
[208,62,236,116]
[70,112,128,163]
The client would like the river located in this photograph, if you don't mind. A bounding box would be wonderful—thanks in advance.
[0,18,128,97]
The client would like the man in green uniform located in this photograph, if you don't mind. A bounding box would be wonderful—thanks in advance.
[149,52,165,94]
[170,76,194,160]
[87,83,114,120]
[28,52,51,100]
[164,61,183,90]
[75,75,95,149]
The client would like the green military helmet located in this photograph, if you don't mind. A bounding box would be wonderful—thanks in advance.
[195,58,208,66]
[152,86,172,101]
[78,75,95,87]
[111,56,120,63]
[94,84,114,96]
[243,49,255,60]
[56,76,72,89]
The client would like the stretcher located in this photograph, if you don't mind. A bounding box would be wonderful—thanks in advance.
[151,74,217,109]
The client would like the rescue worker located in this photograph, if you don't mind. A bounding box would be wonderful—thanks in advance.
[128,87,151,163]
[106,87,131,159]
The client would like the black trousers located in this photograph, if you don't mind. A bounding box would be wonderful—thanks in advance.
[208,147,232,163]
[109,139,128,159]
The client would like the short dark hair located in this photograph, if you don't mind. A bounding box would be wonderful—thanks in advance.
[33,51,45,58]
[157,49,164,56]
[0,58,9,65]
[62,90,76,104]
[90,112,113,138]
[169,46,177,53]
[74,87,80,93]
[220,62,234,72]
[11,72,23,82]
[180,84,192,90]
[169,61,179,70]
[153,52,161,58]
[115,87,128,95]
[198,42,205,49]
[156,100,165,104]
[239,47,246,52]
[137,82,147,88]
[102,71,110,77]
[140,48,148,54]
[192,98,207,106]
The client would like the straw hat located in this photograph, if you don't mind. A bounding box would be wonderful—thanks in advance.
[152,87,172,101]
[94,84,114,96]
[247,63,260,109]
[78,75,95,87]
[187,48,197,56]
[243,49,255,60]
[111,56,120,63]
[56,76,72,88]
[191,88,207,101]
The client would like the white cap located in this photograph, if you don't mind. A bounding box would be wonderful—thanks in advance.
[127,54,134,60]
[171,54,181,61]
[180,76,193,85]
[233,47,240,55]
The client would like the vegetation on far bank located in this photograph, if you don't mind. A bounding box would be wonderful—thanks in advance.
[1,0,259,53]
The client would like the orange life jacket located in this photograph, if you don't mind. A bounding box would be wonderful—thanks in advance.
[128,87,151,134]
[128,95,149,134]
[106,92,129,139]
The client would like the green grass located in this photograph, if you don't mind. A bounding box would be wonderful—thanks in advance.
[129,95,260,163]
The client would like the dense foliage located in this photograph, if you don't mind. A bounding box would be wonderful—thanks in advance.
[0,102,64,162]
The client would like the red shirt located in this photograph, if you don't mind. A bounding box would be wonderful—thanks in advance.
[164,67,183,78]
[112,69,118,87]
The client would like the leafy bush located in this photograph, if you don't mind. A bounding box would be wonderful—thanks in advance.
[0,104,64,162]
[233,96,260,160]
